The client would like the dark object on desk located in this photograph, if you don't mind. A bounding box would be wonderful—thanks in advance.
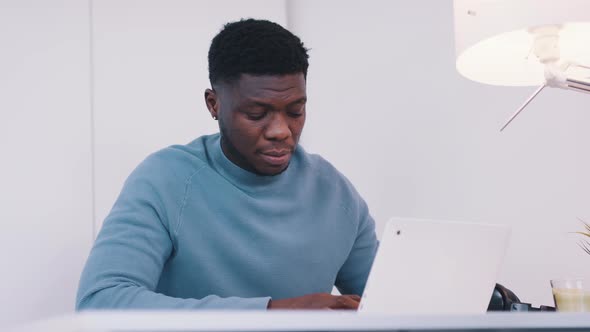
[487,283,556,312]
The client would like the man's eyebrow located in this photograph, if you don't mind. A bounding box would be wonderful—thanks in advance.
[289,97,307,105]
[245,97,307,108]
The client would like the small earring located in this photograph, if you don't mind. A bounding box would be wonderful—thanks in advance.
[213,115,218,120]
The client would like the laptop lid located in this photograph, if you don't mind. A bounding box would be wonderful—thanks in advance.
[358,217,510,315]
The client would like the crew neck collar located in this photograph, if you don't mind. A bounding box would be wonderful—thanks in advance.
[208,134,297,193]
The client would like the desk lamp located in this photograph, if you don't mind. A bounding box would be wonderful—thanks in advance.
[453,0,590,131]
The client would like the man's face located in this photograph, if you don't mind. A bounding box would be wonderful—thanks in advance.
[205,73,307,176]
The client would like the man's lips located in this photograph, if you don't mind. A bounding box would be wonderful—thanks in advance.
[259,150,291,166]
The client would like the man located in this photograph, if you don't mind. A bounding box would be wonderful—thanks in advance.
[76,18,378,310]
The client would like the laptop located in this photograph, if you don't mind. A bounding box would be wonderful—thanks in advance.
[358,217,510,315]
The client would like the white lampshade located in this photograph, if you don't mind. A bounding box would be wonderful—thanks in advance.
[454,0,590,87]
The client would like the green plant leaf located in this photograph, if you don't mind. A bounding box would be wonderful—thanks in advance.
[574,218,590,256]
[579,241,590,256]
[577,217,590,233]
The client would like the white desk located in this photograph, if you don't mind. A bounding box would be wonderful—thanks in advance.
[10,311,590,332]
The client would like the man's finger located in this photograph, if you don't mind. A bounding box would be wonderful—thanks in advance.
[343,294,361,302]
[330,295,360,309]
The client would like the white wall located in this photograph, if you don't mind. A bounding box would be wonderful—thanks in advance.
[289,0,590,306]
[0,0,93,328]
[92,0,287,231]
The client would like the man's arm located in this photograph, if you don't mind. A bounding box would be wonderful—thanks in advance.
[334,199,379,296]
[268,197,378,309]
[267,293,360,309]
[76,161,270,310]
[76,211,270,309]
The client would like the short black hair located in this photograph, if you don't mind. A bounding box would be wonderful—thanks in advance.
[208,19,309,85]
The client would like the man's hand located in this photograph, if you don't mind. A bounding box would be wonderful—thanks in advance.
[267,293,361,310]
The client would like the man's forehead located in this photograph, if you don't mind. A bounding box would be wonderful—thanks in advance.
[237,73,305,88]
[232,73,306,99]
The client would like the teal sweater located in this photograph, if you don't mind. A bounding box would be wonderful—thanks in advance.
[76,134,378,310]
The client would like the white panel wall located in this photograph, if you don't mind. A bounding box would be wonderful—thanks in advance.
[289,0,590,306]
[0,0,93,328]
[92,0,288,231]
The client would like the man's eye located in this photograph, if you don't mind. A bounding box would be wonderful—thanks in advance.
[247,112,266,120]
[288,112,303,118]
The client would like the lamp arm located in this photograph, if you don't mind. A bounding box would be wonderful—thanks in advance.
[499,84,546,132]
[566,78,590,94]
[500,62,590,131]
[558,62,590,94]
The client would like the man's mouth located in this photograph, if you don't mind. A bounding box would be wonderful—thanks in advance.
[259,150,291,166]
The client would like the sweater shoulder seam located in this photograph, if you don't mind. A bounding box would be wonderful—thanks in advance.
[173,165,207,238]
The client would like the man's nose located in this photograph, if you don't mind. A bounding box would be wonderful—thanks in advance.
[264,112,291,141]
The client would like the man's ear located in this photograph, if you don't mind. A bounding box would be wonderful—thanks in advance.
[204,88,219,120]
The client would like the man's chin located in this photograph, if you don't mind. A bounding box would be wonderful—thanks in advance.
[256,163,290,176]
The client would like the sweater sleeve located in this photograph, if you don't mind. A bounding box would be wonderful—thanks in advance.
[334,198,379,296]
[76,156,270,310]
